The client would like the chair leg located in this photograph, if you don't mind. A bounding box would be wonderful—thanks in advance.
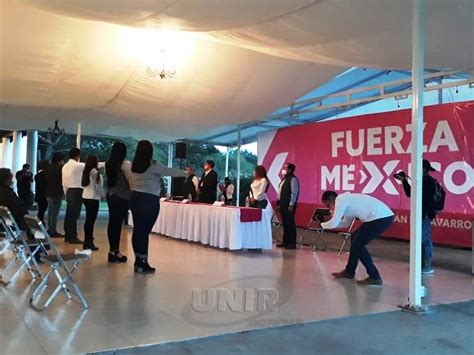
[338,235,350,256]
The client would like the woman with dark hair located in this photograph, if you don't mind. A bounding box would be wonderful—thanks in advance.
[105,142,131,263]
[249,165,269,209]
[129,140,186,274]
[81,154,104,251]
[34,160,49,222]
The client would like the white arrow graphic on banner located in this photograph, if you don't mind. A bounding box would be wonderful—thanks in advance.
[360,160,400,194]
[268,152,288,192]
[361,161,384,193]
[382,160,400,195]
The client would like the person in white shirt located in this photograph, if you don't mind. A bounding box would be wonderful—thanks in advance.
[321,191,394,286]
[81,155,105,251]
[222,177,235,205]
[250,165,269,209]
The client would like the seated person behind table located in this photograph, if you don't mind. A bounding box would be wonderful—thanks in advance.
[183,166,199,202]
[222,177,234,205]
[198,160,218,204]
[321,191,394,286]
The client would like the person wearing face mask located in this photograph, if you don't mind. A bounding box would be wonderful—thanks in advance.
[276,163,299,249]
[197,160,218,204]
[183,166,199,202]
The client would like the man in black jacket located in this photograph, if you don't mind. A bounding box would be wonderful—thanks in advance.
[198,160,218,204]
[276,163,300,249]
[395,159,437,274]
[44,152,65,238]
[15,164,33,210]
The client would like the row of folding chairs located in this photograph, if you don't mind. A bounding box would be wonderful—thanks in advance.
[271,209,356,255]
[0,206,90,311]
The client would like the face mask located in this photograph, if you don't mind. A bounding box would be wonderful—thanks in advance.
[281,169,287,176]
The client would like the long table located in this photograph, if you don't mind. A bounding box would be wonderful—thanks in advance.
[129,201,273,250]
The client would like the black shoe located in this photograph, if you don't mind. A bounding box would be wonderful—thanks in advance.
[66,238,83,245]
[276,243,286,248]
[134,258,156,274]
[50,233,64,239]
[332,270,355,280]
[285,245,296,250]
[108,252,127,263]
[83,243,99,251]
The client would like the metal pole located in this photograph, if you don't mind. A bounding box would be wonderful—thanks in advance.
[26,130,38,176]
[11,131,23,180]
[76,122,82,149]
[167,143,173,196]
[225,147,230,177]
[1,136,13,170]
[408,0,425,310]
[236,126,242,206]
[437,79,443,104]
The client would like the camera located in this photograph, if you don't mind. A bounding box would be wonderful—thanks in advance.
[393,171,407,180]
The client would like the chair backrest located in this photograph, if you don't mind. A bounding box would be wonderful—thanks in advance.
[0,206,23,242]
[24,215,66,266]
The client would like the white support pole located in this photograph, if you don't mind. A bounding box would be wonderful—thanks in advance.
[1,136,13,170]
[225,147,230,177]
[167,143,173,196]
[11,131,23,179]
[26,130,38,176]
[236,126,242,206]
[76,122,82,149]
[408,0,425,310]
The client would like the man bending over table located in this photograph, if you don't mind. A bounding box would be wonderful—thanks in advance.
[321,191,394,286]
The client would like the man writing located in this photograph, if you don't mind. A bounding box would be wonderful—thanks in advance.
[197,160,218,204]
[276,163,299,250]
[321,191,394,286]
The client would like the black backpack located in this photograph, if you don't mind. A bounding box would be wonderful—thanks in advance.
[432,178,446,214]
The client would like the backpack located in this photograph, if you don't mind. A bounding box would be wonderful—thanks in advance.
[432,178,446,214]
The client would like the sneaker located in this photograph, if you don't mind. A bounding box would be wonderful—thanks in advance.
[422,267,434,275]
[134,259,156,274]
[357,277,383,286]
[332,270,355,280]
[108,252,127,263]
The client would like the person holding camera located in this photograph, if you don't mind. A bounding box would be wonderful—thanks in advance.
[394,159,442,274]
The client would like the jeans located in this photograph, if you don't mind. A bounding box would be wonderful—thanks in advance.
[46,196,62,235]
[280,204,297,247]
[36,197,48,223]
[422,218,433,268]
[129,191,160,258]
[345,215,394,280]
[83,199,99,245]
[64,188,83,241]
[107,194,129,252]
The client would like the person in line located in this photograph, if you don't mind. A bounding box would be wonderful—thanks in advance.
[222,177,234,205]
[0,168,30,233]
[249,165,269,209]
[62,148,85,244]
[183,166,199,202]
[276,163,299,249]
[129,140,186,274]
[34,160,49,223]
[44,152,65,238]
[395,159,439,274]
[105,142,131,263]
[81,155,105,251]
[197,160,218,204]
[15,164,33,210]
[321,191,394,286]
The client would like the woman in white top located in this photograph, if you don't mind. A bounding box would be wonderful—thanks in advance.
[250,165,269,209]
[81,154,105,251]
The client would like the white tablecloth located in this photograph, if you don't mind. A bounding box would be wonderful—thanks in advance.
[129,202,273,250]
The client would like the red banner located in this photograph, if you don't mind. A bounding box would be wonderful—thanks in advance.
[259,101,474,247]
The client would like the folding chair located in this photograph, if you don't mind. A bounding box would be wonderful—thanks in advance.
[337,219,356,256]
[298,208,328,251]
[271,212,284,243]
[24,215,91,311]
[0,206,43,285]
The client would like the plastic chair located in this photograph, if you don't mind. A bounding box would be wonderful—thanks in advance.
[24,215,91,311]
[0,206,43,285]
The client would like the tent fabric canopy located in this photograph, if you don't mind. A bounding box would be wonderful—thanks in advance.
[1,1,472,142]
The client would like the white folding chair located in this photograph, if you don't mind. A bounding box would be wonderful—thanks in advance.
[298,208,328,251]
[337,219,356,256]
[24,215,91,311]
[0,206,43,285]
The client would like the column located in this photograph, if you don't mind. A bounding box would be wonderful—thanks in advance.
[236,126,242,206]
[11,131,23,177]
[76,122,82,149]
[167,143,173,196]
[1,136,13,170]
[225,147,230,177]
[26,130,38,176]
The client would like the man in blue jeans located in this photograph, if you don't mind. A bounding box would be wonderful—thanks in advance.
[321,191,395,286]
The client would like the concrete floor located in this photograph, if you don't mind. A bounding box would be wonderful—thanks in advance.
[0,217,472,354]
[96,301,474,355]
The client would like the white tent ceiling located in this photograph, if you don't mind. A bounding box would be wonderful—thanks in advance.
[1,0,472,142]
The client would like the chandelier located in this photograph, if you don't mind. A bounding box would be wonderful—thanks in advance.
[47,120,65,134]
[145,48,176,79]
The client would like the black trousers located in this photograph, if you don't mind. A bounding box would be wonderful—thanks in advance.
[64,188,83,241]
[107,194,129,252]
[83,199,99,245]
[280,204,297,247]
[251,199,268,209]
[36,197,48,222]
[129,191,160,259]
